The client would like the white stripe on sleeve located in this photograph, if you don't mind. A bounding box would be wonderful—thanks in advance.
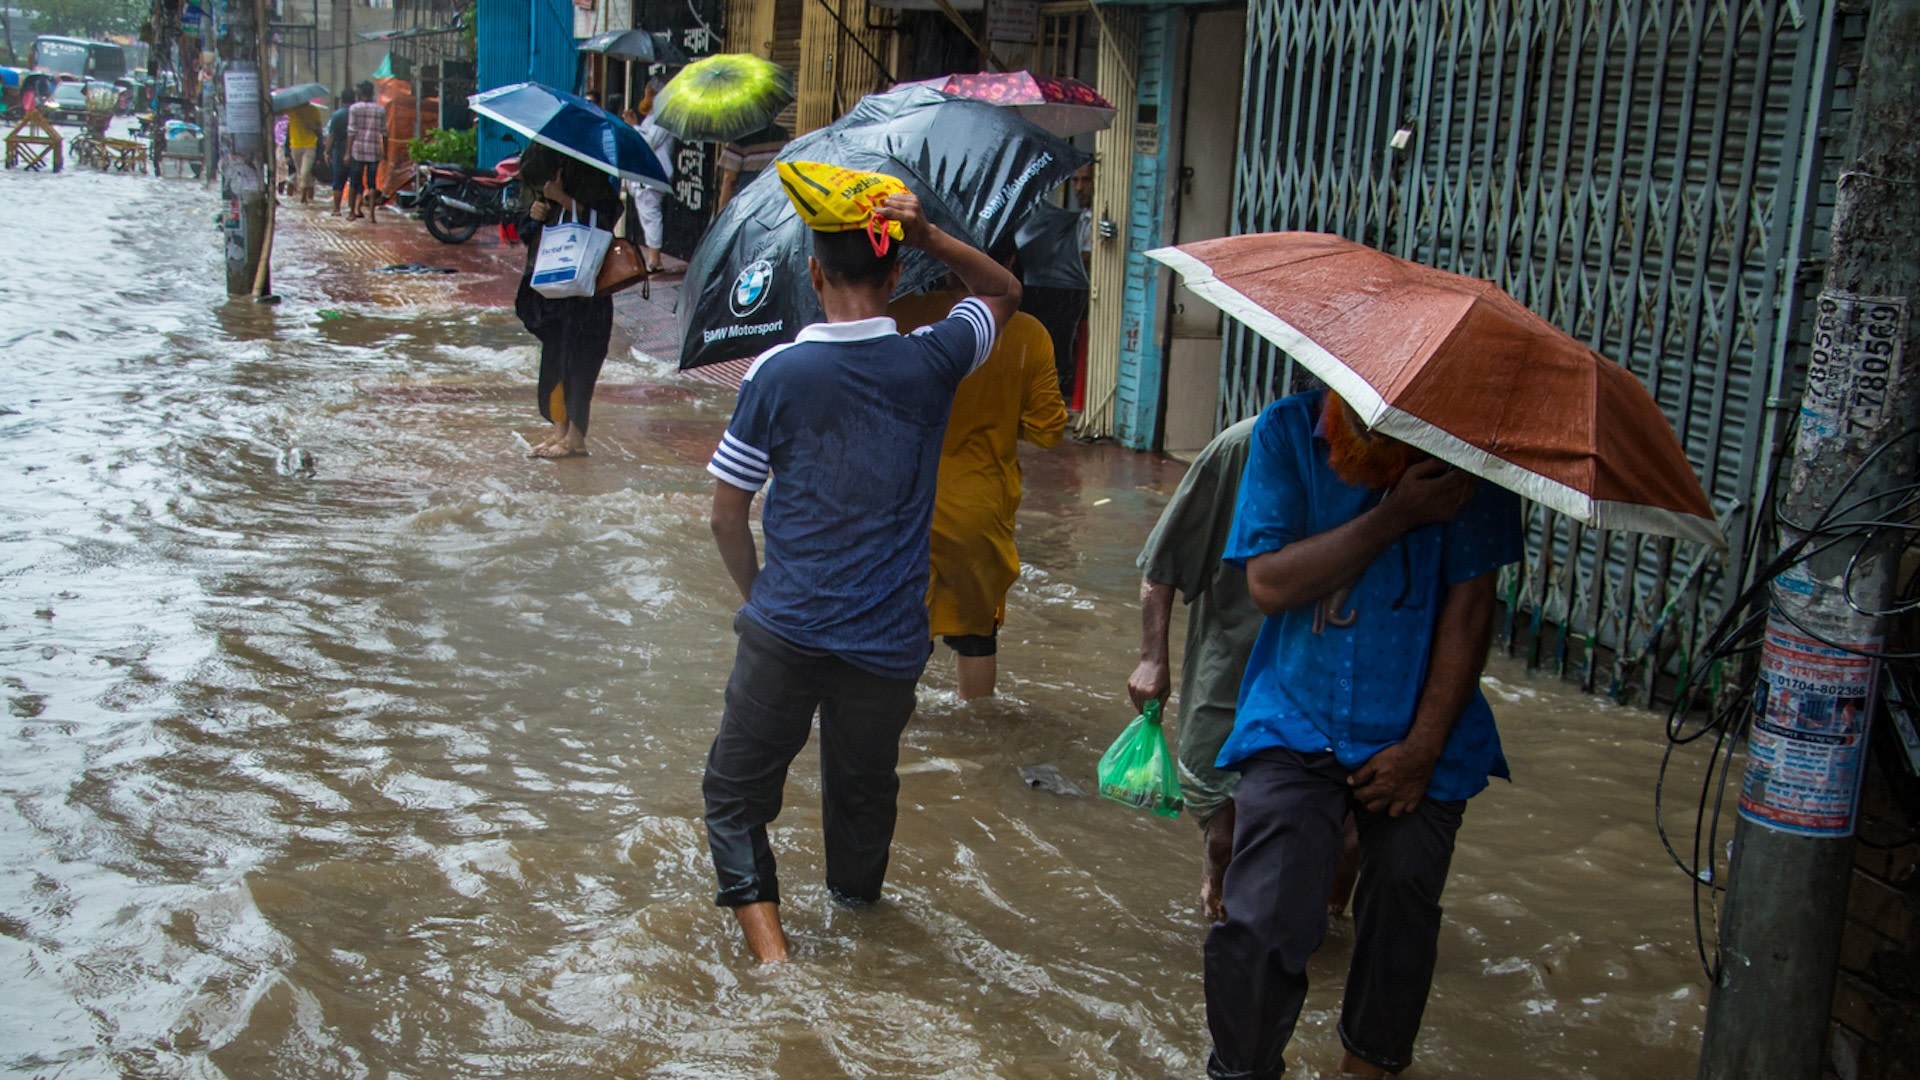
[708,432,770,490]
[708,457,765,491]
[952,297,995,374]
[719,431,768,469]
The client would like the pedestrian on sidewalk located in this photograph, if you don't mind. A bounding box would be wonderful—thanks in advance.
[626,80,676,274]
[287,103,324,204]
[1129,417,1363,924]
[511,142,622,460]
[713,122,789,215]
[345,82,386,223]
[891,282,1065,699]
[326,88,354,216]
[702,173,1020,964]
[1201,389,1521,1079]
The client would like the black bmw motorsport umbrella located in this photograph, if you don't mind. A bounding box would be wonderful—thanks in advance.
[677,87,1090,370]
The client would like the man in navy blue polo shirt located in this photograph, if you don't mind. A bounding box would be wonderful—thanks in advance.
[1203,389,1523,1079]
[702,181,1021,964]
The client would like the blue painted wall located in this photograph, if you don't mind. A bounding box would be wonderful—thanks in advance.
[1112,10,1179,450]
[475,0,580,167]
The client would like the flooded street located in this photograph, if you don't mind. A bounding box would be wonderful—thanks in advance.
[1,168,1705,1077]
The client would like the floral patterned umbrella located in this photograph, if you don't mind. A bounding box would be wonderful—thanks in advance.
[894,71,1115,137]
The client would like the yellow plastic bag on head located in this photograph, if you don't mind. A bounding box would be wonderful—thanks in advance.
[776,160,909,256]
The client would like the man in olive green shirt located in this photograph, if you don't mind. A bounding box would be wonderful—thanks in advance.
[1131,417,1359,923]
[1129,418,1262,921]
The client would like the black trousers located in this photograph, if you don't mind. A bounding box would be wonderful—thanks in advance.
[345,158,379,200]
[1020,285,1086,402]
[1204,749,1465,1078]
[702,616,920,908]
[515,276,614,435]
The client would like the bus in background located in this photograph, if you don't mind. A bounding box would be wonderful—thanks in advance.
[28,36,127,83]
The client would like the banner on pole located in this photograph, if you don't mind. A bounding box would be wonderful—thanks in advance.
[1739,605,1879,836]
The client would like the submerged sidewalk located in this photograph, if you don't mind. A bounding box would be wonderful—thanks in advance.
[272,199,693,366]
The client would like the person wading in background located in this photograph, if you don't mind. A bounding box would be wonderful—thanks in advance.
[1130,418,1364,924]
[891,279,1065,699]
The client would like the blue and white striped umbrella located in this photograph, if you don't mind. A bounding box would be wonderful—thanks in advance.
[469,82,671,191]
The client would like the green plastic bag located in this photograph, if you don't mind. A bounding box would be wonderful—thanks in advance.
[1097,700,1183,818]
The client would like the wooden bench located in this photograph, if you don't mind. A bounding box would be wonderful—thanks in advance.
[99,137,148,173]
[4,110,62,172]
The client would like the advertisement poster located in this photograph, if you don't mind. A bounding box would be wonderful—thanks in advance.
[1738,618,1877,836]
[223,69,260,136]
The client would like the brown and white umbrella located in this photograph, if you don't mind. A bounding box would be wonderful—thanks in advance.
[1148,232,1721,548]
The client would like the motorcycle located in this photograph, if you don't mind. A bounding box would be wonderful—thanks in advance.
[416,156,521,244]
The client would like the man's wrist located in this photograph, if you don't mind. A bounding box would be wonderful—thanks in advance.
[1400,732,1445,762]
[1369,497,1411,540]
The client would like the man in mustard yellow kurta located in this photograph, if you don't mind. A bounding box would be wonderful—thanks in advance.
[892,289,1068,698]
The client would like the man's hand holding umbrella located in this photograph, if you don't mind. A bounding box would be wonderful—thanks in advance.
[871,190,1022,333]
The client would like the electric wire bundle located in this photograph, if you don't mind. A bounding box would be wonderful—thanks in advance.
[1656,423,1920,982]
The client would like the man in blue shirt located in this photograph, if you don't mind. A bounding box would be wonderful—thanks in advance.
[1204,389,1523,1079]
[703,183,1021,964]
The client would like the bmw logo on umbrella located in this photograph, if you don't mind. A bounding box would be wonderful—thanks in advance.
[731,260,775,317]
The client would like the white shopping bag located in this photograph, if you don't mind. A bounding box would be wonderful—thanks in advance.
[530,207,613,299]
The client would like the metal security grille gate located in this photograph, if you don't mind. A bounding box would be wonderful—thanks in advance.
[1221,0,1850,703]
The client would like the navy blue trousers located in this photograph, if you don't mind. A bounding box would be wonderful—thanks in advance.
[1204,749,1464,1078]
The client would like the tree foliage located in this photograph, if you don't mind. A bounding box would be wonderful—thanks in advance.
[24,0,144,40]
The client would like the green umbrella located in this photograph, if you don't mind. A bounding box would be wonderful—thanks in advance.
[650,53,795,143]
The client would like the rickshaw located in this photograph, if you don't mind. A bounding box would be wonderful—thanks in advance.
[63,84,146,173]
[136,94,204,178]
[1,67,57,121]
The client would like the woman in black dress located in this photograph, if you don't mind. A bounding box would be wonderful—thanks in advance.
[513,143,622,459]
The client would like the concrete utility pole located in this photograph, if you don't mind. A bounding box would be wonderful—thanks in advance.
[216,0,274,295]
[1699,1,1920,1076]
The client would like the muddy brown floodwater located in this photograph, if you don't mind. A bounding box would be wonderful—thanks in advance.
[0,166,1707,1078]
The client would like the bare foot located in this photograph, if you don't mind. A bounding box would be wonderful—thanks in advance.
[1201,801,1235,923]
[733,901,789,963]
[1339,1051,1387,1078]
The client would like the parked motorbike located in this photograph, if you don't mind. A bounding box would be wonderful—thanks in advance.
[416,156,522,244]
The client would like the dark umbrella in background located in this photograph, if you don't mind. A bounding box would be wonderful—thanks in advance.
[268,82,329,113]
[1010,201,1089,394]
[1013,202,1088,290]
[576,28,690,65]
[677,87,1090,370]
[576,29,688,119]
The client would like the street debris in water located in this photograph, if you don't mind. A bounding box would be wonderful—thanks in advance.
[1018,763,1086,798]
